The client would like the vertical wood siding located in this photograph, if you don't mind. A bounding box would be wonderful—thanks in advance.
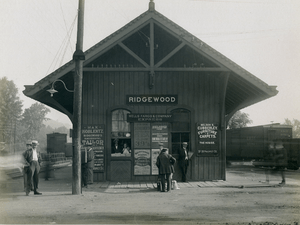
[82,71,225,181]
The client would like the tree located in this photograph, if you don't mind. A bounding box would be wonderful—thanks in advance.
[227,110,252,129]
[20,103,50,142]
[0,77,23,150]
[283,118,300,138]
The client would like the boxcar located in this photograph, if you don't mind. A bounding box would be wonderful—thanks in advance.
[226,124,292,160]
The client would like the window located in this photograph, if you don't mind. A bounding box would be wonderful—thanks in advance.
[111,109,131,157]
[171,109,190,154]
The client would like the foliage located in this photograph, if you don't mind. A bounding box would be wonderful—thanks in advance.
[20,103,50,142]
[227,110,252,129]
[0,77,23,144]
[283,118,300,138]
[0,77,70,154]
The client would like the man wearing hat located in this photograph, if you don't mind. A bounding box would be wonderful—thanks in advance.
[179,142,189,182]
[156,148,176,192]
[23,140,42,195]
[158,142,164,153]
[23,141,32,191]
[86,143,95,186]
[81,142,95,188]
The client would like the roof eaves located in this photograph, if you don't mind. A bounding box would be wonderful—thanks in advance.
[23,60,75,96]
[23,10,153,96]
[150,11,278,97]
[24,7,278,100]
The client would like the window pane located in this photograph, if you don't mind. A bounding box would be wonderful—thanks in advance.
[171,143,180,155]
[172,112,189,122]
[111,109,131,156]
[172,122,189,131]
[181,133,190,142]
[111,138,132,156]
[112,121,118,132]
[171,109,190,131]
[171,133,190,154]
[171,133,180,142]
[111,109,130,132]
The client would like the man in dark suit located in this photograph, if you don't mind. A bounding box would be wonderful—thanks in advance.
[156,148,176,192]
[23,140,33,191]
[179,142,189,182]
[23,140,42,195]
[112,139,121,154]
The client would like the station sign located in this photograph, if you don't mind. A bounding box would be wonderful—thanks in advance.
[126,95,178,105]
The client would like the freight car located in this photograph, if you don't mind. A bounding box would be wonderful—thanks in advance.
[226,124,299,169]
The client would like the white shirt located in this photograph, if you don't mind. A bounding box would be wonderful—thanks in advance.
[32,148,38,161]
[184,148,188,160]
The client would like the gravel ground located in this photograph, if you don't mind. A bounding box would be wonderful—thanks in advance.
[1,165,299,224]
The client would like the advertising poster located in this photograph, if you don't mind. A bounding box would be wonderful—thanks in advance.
[151,124,168,149]
[151,149,160,175]
[81,124,105,171]
[81,125,105,146]
[134,149,151,175]
[196,123,219,157]
[134,123,151,148]
[93,146,104,171]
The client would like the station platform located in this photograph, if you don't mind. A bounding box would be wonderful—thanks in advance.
[1,164,300,196]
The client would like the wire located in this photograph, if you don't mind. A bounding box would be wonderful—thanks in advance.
[59,1,74,54]
[46,13,78,75]
[59,15,77,67]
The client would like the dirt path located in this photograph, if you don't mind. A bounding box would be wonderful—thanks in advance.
[1,166,299,224]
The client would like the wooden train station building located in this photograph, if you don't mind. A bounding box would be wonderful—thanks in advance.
[23,1,278,182]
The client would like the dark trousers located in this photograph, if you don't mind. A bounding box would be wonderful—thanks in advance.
[87,161,94,184]
[27,161,40,192]
[180,160,188,182]
[87,166,93,184]
[161,173,171,191]
[82,163,88,186]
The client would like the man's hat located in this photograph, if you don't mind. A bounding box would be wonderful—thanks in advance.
[158,142,164,146]
[161,148,168,152]
[26,140,32,145]
[32,140,39,145]
[182,142,188,145]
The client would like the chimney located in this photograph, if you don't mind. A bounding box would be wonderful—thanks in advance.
[149,0,155,11]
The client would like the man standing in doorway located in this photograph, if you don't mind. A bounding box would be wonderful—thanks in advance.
[179,142,189,182]
[23,140,42,195]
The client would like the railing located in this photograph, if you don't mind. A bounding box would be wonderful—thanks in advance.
[41,152,68,163]
[1,153,72,180]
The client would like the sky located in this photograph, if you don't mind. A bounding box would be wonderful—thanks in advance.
[1,0,300,128]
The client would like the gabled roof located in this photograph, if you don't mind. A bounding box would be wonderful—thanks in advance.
[23,1,278,119]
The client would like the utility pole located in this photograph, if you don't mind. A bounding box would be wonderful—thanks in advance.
[72,0,85,195]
